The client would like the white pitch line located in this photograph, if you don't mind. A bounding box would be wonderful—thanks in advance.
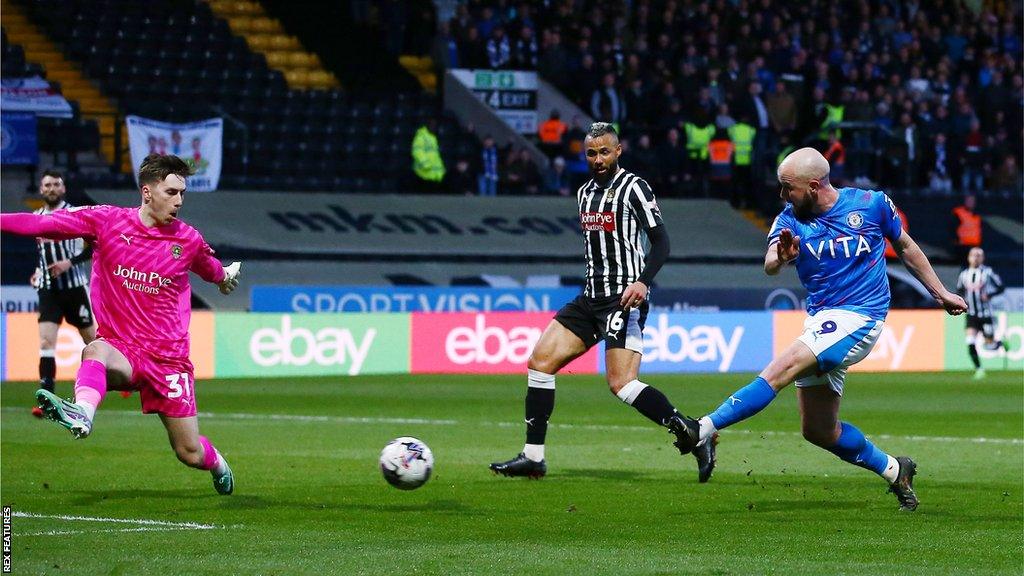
[12,512,217,529]
[5,407,1021,445]
[20,527,212,537]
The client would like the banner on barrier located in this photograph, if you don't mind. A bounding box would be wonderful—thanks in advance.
[649,288,807,312]
[411,312,599,374]
[605,312,773,373]
[1,286,39,313]
[1,111,38,165]
[1,312,214,381]
[126,116,223,192]
[943,312,1024,370]
[251,286,580,313]
[215,313,409,377]
[0,77,72,118]
[773,310,945,371]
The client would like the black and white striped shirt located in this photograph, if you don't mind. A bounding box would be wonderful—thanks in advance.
[957,265,1004,318]
[34,201,90,291]
[576,167,664,298]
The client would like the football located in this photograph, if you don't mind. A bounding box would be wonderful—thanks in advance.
[379,437,434,490]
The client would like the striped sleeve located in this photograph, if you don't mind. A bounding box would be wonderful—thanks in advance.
[627,177,663,230]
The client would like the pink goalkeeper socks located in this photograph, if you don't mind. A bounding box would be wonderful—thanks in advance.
[74,359,108,415]
[199,435,221,472]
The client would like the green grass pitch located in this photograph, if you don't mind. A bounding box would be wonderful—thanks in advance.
[2,372,1022,575]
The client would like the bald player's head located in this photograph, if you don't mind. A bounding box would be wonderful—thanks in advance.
[777,147,834,219]
[778,147,831,184]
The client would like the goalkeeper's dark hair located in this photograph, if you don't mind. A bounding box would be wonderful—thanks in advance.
[587,122,619,144]
[138,153,194,188]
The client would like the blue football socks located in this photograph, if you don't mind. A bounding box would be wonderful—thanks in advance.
[708,377,777,430]
[826,422,890,475]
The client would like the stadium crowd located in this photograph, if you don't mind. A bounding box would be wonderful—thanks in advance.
[425,0,1022,207]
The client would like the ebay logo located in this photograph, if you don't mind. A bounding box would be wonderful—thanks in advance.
[411,313,599,374]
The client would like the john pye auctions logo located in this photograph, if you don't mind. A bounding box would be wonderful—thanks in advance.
[114,264,173,295]
[580,211,616,232]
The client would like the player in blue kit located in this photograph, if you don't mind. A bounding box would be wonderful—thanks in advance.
[693,148,967,511]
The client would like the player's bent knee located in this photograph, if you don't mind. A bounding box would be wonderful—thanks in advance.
[606,377,629,395]
[527,354,557,375]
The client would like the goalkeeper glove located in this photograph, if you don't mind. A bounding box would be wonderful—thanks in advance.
[219,261,241,295]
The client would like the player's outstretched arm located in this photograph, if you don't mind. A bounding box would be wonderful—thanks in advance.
[894,232,967,315]
[0,213,80,241]
[765,228,800,276]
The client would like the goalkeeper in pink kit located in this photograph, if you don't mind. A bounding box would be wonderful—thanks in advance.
[0,154,241,495]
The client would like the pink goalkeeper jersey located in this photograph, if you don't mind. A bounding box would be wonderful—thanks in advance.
[44,205,224,358]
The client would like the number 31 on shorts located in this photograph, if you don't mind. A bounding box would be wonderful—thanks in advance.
[165,372,192,399]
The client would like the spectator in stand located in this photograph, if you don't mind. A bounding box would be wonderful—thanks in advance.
[478,136,499,197]
[564,116,589,178]
[447,158,477,196]
[444,0,1022,199]
[951,193,983,265]
[487,26,511,69]
[505,148,540,195]
[542,156,572,196]
[511,26,538,69]
[538,109,568,159]
[823,132,846,185]
[926,133,956,194]
[960,118,987,193]
[630,133,661,190]
[892,112,921,188]
[657,127,687,197]
[411,119,445,193]
[590,73,626,126]
[431,21,460,72]
[765,81,797,136]
[538,29,570,90]
[460,27,488,69]
[990,155,1022,194]
[657,98,687,135]
[715,103,736,130]
[707,128,735,201]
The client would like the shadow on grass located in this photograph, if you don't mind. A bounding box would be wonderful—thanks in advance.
[548,468,649,481]
[333,499,475,514]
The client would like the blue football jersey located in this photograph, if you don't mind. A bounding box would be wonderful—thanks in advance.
[768,188,903,320]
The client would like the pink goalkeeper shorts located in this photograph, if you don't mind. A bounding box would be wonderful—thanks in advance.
[101,337,198,418]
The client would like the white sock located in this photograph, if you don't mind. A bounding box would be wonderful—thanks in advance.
[615,379,648,404]
[697,416,717,445]
[523,443,545,462]
[77,401,97,422]
[881,455,900,484]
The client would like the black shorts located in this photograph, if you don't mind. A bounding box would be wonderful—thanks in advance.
[38,286,94,328]
[966,315,994,338]
[553,294,649,352]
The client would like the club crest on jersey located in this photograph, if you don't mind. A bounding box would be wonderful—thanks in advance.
[581,211,616,232]
[604,187,615,200]
[846,212,864,228]
[171,244,183,259]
